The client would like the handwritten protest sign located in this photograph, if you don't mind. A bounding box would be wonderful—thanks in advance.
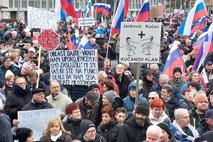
[27,7,57,29]
[18,108,60,141]
[49,49,98,86]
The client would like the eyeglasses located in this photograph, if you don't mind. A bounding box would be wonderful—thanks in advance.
[87,129,96,133]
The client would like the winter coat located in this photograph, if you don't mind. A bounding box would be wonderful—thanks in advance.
[22,100,53,110]
[4,84,32,120]
[149,110,171,125]
[116,117,150,142]
[97,121,121,142]
[75,97,99,125]
[113,73,131,99]
[0,64,19,81]
[196,119,210,135]
[164,97,179,121]
[65,85,88,102]
[0,113,13,142]
[40,133,72,142]
[189,109,205,128]
[77,134,107,142]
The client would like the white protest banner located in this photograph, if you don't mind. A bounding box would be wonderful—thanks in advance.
[78,17,95,26]
[27,7,57,29]
[18,108,60,141]
[119,22,161,63]
[49,49,98,85]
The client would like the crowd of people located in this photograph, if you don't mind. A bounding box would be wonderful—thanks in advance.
[0,12,213,142]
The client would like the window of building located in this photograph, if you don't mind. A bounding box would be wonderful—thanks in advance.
[10,11,17,20]
[49,0,53,8]
[9,0,13,8]
[14,0,20,8]
[35,0,40,8]
[29,0,34,7]
[42,0,46,8]
[22,0,27,8]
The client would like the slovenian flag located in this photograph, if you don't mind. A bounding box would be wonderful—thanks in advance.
[178,0,207,36]
[163,41,184,78]
[78,35,93,49]
[135,0,149,22]
[94,3,111,15]
[85,0,93,17]
[111,0,129,36]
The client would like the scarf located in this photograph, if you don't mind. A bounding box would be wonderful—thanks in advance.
[170,120,199,142]
[50,130,62,141]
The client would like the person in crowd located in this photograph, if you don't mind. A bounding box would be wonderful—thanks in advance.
[0,55,19,81]
[102,78,119,95]
[27,70,48,94]
[170,108,199,141]
[147,91,159,105]
[0,98,13,142]
[115,107,127,125]
[22,88,53,110]
[182,88,195,110]
[158,122,175,142]
[98,71,108,95]
[190,91,209,128]
[149,98,170,125]
[63,103,93,139]
[116,103,151,142]
[145,125,162,142]
[169,67,185,90]
[141,68,156,98]
[97,106,120,142]
[75,91,100,125]
[4,71,15,96]
[204,60,212,82]
[40,118,72,142]
[19,62,32,77]
[0,80,6,105]
[150,64,161,83]
[197,109,213,135]
[208,90,213,109]
[78,119,107,142]
[47,80,72,117]
[123,81,148,118]
[14,127,33,142]
[113,63,131,99]
[4,76,32,121]
[87,84,101,96]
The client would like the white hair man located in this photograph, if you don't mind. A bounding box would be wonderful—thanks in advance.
[170,108,199,141]
[46,80,73,117]
[146,125,162,142]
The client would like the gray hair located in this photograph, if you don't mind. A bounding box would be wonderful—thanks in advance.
[174,108,188,120]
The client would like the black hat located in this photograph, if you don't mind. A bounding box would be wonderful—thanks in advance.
[173,67,182,74]
[135,103,149,116]
[15,127,32,142]
[86,91,99,103]
[80,120,96,135]
[205,109,213,119]
[32,88,45,95]
[88,84,99,91]
[158,122,172,139]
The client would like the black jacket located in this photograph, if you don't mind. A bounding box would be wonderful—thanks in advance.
[0,113,13,142]
[22,101,53,110]
[116,117,150,142]
[97,121,121,142]
[77,134,107,142]
[4,85,32,120]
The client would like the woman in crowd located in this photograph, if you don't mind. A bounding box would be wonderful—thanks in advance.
[40,118,72,142]
[97,106,120,142]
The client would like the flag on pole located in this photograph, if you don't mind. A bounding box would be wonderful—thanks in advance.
[193,23,213,71]
[111,0,129,36]
[163,41,184,78]
[178,0,207,36]
[190,17,206,34]
[60,0,78,18]
[135,0,149,22]
[85,0,93,17]
[78,35,93,49]
[94,3,111,15]
[55,0,67,20]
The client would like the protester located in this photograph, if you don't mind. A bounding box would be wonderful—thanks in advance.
[145,125,162,142]
[14,127,33,142]
[40,118,72,142]
[115,107,127,125]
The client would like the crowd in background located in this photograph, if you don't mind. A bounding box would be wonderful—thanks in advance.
[0,13,213,142]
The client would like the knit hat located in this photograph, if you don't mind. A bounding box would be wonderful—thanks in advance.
[158,122,172,139]
[173,67,182,74]
[86,91,99,103]
[205,109,213,119]
[193,92,208,105]
[128,81,136,90]
[134,103,150,116]
[88,84,99,91]
[80,120,96,135]
[103,90,117,104]
[15,127,32,142]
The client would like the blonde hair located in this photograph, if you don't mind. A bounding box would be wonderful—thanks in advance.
[45,118,71,135]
